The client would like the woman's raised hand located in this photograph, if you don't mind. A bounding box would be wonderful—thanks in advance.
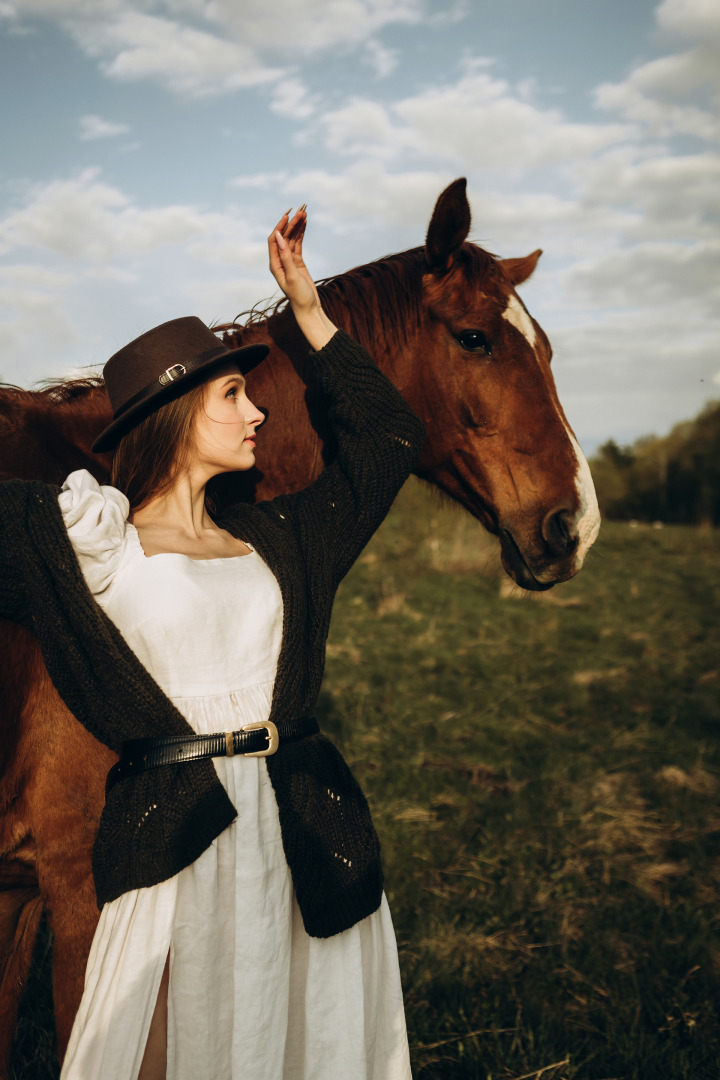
[268,207,337,351]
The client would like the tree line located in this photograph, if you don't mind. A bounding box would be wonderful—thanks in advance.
[589,400,720,525]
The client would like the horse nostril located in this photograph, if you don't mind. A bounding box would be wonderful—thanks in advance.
[542,506,579,558]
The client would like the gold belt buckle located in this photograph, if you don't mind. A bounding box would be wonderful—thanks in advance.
[241,720,279,757]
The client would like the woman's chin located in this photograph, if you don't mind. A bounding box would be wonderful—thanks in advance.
[204,450,255,476]
[233,448,256,472]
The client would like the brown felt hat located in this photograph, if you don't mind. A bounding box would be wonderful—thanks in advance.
[92,316,269,453]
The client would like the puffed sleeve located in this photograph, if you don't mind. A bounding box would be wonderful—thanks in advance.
[58,470,130,596]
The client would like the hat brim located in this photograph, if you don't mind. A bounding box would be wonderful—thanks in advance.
[91,341,269,454]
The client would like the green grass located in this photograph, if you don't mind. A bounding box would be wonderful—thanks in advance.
[12,480,720,1079]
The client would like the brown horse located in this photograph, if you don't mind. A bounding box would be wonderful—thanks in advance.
[0,178,599,1073]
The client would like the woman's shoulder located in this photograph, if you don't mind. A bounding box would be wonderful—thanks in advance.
[58,470,131,594]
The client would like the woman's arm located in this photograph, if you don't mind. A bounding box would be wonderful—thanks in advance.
[256,209,425,586]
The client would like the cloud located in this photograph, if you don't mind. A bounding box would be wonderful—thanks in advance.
[0,168,268,266]
[3,0,427,96]
[568,239,720,314]
[363,38,399,78]
[575,149,720,242]
[73,11,284,97]
[315,63,635,170]
[595,52,720,140]
[0,264,78,383]
[78,113,131,140]
[208,0,424,55]
[595,0,720,140]
[656,0,720,40]
[234,162,451,234]
[230,170,289,191]
[0,169,199,259]
[270,78,317,120]
[549,305,720,444]
[0,170,276,385]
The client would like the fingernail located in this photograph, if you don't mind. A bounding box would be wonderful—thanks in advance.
[298,203,307,213]
[275,230,287,250]
[283,208,292,217]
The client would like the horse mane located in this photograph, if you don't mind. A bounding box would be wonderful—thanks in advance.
[0,375,106,406]
[225,242,498,344]
[0,376,108,439]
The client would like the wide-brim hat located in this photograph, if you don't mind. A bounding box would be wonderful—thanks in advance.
[92,316,269,453]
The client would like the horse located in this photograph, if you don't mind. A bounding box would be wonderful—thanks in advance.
[0,178,599,1073]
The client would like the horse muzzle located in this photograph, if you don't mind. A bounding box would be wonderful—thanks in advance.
[499,505,583,591]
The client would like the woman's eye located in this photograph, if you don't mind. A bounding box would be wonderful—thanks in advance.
[225,387,237,399]
[456,330,492,356]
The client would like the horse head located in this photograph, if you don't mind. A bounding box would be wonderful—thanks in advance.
[405,178,599,589]
[215,179,599,589]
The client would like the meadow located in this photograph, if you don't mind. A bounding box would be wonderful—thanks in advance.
[11,479,720,1079]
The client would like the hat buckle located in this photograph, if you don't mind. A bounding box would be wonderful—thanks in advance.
[159,364,187,387]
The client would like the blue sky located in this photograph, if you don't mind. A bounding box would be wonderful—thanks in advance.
[1,0,718,454]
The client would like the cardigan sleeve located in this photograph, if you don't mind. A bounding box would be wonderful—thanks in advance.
[256,329,425,585]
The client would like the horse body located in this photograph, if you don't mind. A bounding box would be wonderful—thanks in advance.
[0,179,598,1072]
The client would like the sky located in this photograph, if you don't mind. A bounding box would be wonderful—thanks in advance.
[0,0,718,455]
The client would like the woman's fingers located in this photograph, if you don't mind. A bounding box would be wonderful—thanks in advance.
[270,230,301,295]
[268,204,318,310]
[269,210,290,236]
[268,207,306,262]
[285,210,307,252]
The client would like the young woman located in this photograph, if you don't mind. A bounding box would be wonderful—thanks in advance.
[0,208,424,1079]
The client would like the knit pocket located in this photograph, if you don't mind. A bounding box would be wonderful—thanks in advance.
[266,733,384,938]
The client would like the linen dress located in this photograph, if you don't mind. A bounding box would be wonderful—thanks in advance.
[58,469,411,1080]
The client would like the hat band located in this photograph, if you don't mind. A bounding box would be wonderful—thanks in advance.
[112,345,229,421]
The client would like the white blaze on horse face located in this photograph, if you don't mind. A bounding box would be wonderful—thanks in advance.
[502,289,599,569]
[503,291,599,567]
[502,294,536,349]
[566,428,601,567]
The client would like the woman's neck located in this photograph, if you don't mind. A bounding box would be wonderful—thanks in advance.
[130,470,213,540]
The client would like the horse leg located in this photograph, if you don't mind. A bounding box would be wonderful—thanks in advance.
[0,862,43,1078]
[0,621,43,1079]
[38,843,100,1063]
[21,653,113,1063]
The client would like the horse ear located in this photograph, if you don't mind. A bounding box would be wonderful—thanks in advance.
[500,249,543,286]
[425,178,471,274]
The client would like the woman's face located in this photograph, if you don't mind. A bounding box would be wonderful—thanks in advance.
[192,360,266,474]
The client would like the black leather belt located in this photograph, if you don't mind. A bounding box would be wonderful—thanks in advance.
[106,715,318,794]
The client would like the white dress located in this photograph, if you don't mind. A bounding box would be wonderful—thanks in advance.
[58,470,411,1080]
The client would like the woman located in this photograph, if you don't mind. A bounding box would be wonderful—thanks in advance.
[0,208,425,1079]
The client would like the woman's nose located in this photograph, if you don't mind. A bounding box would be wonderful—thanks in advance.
[245,397,266,427]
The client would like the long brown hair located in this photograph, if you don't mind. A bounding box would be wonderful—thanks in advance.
[110,383,207,512]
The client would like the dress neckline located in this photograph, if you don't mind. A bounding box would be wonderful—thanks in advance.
[126,523,255,563]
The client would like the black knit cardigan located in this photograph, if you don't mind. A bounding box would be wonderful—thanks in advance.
[0,330,425,938]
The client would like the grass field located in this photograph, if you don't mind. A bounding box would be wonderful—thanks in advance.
[11,479,720,1079]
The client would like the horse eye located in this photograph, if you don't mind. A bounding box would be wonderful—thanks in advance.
[456,330,492,356]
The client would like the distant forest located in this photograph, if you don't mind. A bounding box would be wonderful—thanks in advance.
[589,400,720,525]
